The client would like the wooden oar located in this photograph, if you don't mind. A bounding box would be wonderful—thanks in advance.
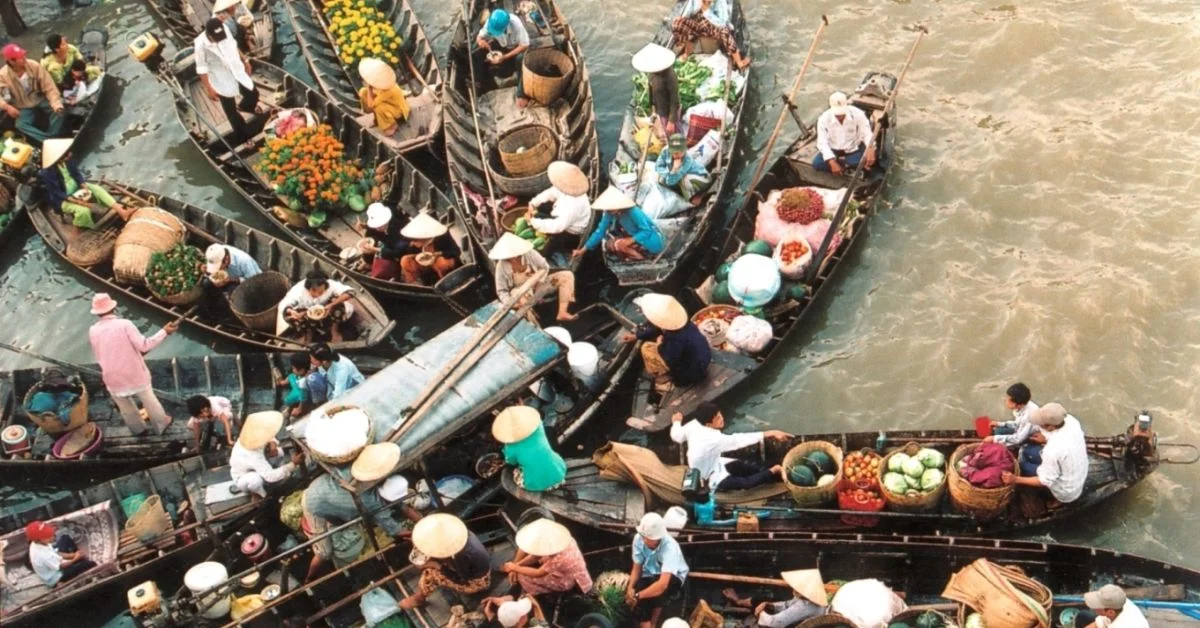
[690,570,789,588]
[460,0,504,238]
[804,25,927,285]
[0,340,191,404]
[742,14,829,201]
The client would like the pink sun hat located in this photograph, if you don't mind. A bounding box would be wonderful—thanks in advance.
[90,293,118,315]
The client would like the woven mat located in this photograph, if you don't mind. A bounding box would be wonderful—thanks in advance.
[592,441,787,508]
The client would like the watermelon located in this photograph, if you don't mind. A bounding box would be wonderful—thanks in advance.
[514,217,529,232]
[743,239,772,257]
[787,465,816,487]
[715,262,732,282]
[711,280,733,305]
[803,451,837,475]
[531,237,547,250]
[743,307,766,319]
[788,284,810,301]
[347,194,367,212]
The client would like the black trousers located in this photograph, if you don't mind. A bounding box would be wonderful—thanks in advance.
[218,82,260,144]
[54,535,97,583]
[715,459,776,491]
[631,574,683,622]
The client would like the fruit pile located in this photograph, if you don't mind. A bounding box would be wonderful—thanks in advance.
[843,450,882,484]
[777,239,809,265]
[324,0,402,67]
[510,217,547,251]
[777,187,824,224]
[256,124,372,228]
[145,244,204,298]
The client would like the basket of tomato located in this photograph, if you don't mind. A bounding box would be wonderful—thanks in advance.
[837,449,886,527]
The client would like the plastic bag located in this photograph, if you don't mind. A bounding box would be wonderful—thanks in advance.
[361,588,405,627]
[801,218,843,258]
[684,101,734,127]
[773,237,812,279]
[830,578,907,628]
[687,130,721,168]
[727,254,780,308]
[641,184,690,220]
[726,315,772,355]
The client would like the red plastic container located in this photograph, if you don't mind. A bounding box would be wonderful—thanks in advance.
[837,479,886,528]
[686,115,722,147]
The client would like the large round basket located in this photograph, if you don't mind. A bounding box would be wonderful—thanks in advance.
[113,207,186,286]
[497,124,558,178]
[149,280,204,306]
[890,608,954,627]
[22,377,89,435]
[521,48,576,106]
[797,612,858,628]
[947,442,1017,521]
[877,441,947,513]
[306,404,373,465]
[500,206,529,232]
[781,440,843,507]
[487,150,553,197]
[66,228,117,267]
[230,271,291,331]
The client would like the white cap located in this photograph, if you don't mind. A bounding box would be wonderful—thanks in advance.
[366,203,392,229]
[662,619,689,628]
[205,244,227,275]
[377,474,409,502]
[636,512,667,541]
[498,597,533,626]
[829,91,850,116]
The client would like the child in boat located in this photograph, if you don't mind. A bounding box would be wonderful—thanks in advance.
[186,394,236,451]
[278,350,327,418]
[25,521,96,587]
[986,382,1041,447]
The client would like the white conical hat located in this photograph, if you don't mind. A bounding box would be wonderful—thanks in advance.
[238,411,283,450]
[488,232,534,260]
[400,212,449,239]
[358,57,397,90]
[634,293,688,331]
[350,442,401,482]
[781,569,828,606]
[632,43,676,74]
[547,161,588,196]
[212,0,243,13]
[491,405,541,444]
[591,186,636,211]
[42,138,73,169]
[515,518,573,557]
[411,513,468,558]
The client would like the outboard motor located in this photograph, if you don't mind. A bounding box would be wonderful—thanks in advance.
[1125,410,1157,460]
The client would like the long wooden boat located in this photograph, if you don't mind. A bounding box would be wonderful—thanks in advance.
[149,51,480,302]
[550,532,1200,627]
[280,0,443,153]
[602,0,751,289]
[0,452,268,627]
[23,179,396,351]
[444,0,600,274]
[142,0,274,59]
[504,425,1200,537]
[628,71,898,432]
[0,174,22,251]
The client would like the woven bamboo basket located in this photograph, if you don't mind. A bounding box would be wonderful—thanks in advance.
[945,559,1052,628]
[781,440,843,507]
[230,271,290,331]
[877,441,947,513]
[947,442,1018,521]
[797,612,858,627]
[149,280,204,306]
[23,378,89,435]
[498,124,558,178]
[113,208,185,286]
[521,48,575,106]
[487,152,553,197]
[125,494,172,544]
[307,404,373,465]
[500,206,529,232]
[66,228,117,267]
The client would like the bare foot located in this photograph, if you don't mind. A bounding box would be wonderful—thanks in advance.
[721,588,751,608]
[516,96,530,109]
[556,311,578,322]
[735,56,751,71]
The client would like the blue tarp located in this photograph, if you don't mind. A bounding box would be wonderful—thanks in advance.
[296,302,562,466]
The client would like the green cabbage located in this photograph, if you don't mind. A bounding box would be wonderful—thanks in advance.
[906,473,923,489]
[902,457,926,478]
[917,448,946,469]
[883,472,909,495]
[888,453,910,473]
[921,468,945,491]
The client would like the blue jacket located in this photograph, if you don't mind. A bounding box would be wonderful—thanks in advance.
[584,207,665,255]
[637,321,712,386]
[39,160,86,212]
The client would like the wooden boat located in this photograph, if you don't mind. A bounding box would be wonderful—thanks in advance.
[23,179,396,351]
[150,51,481,302]
[141,0,274,59]
[280,0,443,153]
[628,72,898,432]
[550,532,1200,627]
[0,452,268,627]
[602,0,751,289]
[0,175,22,251]
[504,425,1200,537]
[444,0,600,274]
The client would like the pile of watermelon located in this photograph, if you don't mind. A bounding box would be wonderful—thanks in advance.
[710,239,809,313]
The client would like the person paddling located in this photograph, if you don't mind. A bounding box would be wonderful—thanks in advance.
[87,293,177,436]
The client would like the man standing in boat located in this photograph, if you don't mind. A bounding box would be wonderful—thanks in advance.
[670,402,791,491]
[812,91,876,176]
[194,16,261,147]
[474,9,531,108]
[87,293,177,436]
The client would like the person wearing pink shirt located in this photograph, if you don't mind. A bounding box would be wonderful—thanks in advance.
[86,293,178,436]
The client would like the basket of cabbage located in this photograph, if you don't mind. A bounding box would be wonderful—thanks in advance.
[878,442,948,512]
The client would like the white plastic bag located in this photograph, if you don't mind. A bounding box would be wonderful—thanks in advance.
[829,579,907,628]
[684,101,734,127]
[641,184,690,220]
[687,130,721,168]
[773,237,812,279]
[726,315,772,355]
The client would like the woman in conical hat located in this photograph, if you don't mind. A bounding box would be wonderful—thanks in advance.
[722,568,829,627]
[669,0,751,70]
[632,43,680,138]
[398,212,461,285]
[573,186,665,262]
[38,138,134,229]
[501,518,593,595]
[492,406,566,491]
[400,513,492,610]
[357,58,409,137]
[622,292,711,395]
[489,232,577,322]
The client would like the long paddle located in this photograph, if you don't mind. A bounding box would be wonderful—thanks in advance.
[804,26,927,285]
[741,14,829,201]
[460,0,504,239]
[0,340,192,404]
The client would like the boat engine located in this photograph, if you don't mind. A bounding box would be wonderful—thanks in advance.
[1125,410,1157,460]
[125,580,191,628]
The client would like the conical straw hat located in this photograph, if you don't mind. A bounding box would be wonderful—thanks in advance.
[42,138,73,169]
[351,442,401,482]
[515,518,572,556]
[634,293,687,331]
[358,57,397,90]
[632,43,676,74]
[591,186,636,211]
[488,232,534,261]
[412,513,468,558]
[781,569,827,606]
[400,212,448,239]
[239,411,283,450]
[547,161,588,196]
[492,406,541,444]
[212,0,242,13]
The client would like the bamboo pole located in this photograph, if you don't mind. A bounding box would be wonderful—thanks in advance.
[689,570,790,588]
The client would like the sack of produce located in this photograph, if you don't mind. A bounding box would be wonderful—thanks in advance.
[829,578,907,628]
[640,183,690,220]
[305,405,373,465]
[726,315,772,355]
[114,207,185,286]
[754,189,805,247]
[781,441,842,506]
[948,442,1018,520]
[777,187,826,225]
[773,237,812,279]
[687,129,722,168]
[801,218,844,261]
[632,118,665,158]
[878,442,948,512]
[145,244,206,305]
[727,253,781,308]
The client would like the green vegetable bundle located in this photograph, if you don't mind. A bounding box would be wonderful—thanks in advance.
[511,217,547,251]
[632,58,713,117]
[145,244,205,298]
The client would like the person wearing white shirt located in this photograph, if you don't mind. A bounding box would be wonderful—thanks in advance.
[24,520,95,587]
[987,382,1040,448]
[813,91,876,176]
[474,9,531,107]
[1080,584,1149,628]
[669,402,791,491]
[194,17,260,144]
[526,161,592,260]
[230,411,302,498]
[1002,402,1088,503]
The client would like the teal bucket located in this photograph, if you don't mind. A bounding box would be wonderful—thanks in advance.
[120,493,148,519]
